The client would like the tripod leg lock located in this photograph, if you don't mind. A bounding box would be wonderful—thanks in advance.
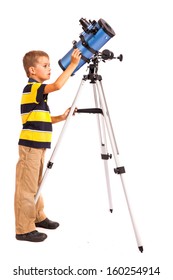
[47,161,54,169]
[101,153,112,160]
[114,166,126,174]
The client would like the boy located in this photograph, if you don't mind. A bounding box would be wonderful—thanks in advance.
[15,48,81,242]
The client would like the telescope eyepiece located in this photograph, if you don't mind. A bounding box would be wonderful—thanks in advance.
[79,18,90,32]
[79,18,97,34]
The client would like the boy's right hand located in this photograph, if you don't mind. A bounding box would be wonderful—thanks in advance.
[71,48,81,66]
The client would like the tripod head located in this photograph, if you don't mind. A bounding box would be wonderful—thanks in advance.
[83,50,123,82]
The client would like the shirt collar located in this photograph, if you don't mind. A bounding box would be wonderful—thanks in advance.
[28,78,39,83]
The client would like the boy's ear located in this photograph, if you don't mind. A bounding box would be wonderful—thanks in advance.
[29,66,36,75]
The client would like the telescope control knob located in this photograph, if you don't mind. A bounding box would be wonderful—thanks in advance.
[117,54,123,61]
[72,40,77,48]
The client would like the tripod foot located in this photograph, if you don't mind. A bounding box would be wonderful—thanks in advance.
[110,209,113,213]
[138,246,143,253]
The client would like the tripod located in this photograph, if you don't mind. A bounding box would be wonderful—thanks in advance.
[35,56,143,253]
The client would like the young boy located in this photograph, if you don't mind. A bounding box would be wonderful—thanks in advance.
[15,48,81,242]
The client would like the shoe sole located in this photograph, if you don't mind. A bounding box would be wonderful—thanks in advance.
[16,234,47,242]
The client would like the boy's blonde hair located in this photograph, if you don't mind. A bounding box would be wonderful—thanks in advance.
[23,50,49,77]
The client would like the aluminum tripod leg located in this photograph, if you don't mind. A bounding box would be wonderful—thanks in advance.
[95,79,143,252]
[34,79,86,203]
[92,83,113,212]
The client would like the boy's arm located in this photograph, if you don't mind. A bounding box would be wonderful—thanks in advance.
[44,49,81,94]
[51,115,65,124]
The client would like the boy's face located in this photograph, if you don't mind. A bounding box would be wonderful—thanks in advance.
[29,56,51,82]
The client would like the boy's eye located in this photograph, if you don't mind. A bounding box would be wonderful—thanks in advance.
[37,63,50,69]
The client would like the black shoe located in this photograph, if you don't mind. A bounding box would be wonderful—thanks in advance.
[16,230,47,242]
[35,218,59,229]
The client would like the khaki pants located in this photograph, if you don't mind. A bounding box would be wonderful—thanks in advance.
[15,146,47,234]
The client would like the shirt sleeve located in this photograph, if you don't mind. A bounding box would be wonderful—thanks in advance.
[36,84,47,103]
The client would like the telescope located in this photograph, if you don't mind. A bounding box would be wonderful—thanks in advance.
[58,18,116,75]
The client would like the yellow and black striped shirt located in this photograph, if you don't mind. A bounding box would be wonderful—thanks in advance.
[18,78,52,148]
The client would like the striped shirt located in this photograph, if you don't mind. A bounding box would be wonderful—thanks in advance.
[18,78,52,148]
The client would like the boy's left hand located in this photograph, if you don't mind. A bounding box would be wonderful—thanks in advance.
[62,107,78,120]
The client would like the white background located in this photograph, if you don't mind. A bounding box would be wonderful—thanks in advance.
[0,0,172,279]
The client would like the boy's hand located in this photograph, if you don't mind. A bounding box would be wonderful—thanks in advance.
[71,48,81,66]
[62,107,78,120]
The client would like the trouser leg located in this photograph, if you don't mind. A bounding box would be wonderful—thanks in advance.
[35,148,46,223]
[15,146,46,234]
